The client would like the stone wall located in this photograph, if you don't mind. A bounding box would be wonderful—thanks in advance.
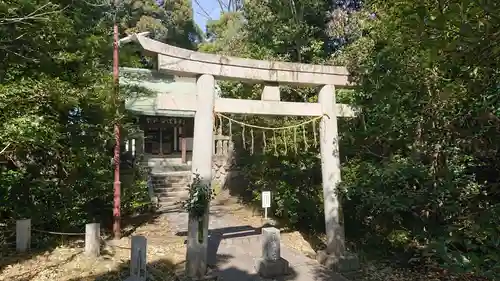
[211,134,233,188]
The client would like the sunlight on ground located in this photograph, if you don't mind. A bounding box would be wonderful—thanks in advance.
[0,199,318,281]
[0,216,185,281]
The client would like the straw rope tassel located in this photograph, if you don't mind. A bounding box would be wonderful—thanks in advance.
[273,130,278,155]
[293,127,297,154]
[213,112,217,132]
[302,124,309,150]
[242,125,246,150]
[263,131,267,153]
[218,115,223,134]
[312,119,318,147]
[212,113,327,154]
[216,113,324,131]
[282,129,287,155]
[250,128,254,155]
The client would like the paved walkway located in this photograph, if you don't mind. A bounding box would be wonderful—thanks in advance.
[163,208,348,281]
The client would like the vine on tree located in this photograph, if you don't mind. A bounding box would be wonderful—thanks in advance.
[182,173,215,220]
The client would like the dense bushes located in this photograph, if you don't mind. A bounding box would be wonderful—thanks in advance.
[0,77,151,231]
[204,0,500,279]
[237,152,324,232]
[0,0,152,233]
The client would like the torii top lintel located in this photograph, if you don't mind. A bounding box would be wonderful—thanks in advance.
[130,34,351,87]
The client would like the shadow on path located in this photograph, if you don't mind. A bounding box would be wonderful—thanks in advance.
[60,256,299,281]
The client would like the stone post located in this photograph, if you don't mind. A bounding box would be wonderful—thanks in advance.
[16,219,31,252]
[255,227,289,278]
[185,74,216,279]
[130,236,147,281]
[317,85,359,272]
[318,84,344,256]
[85,223,100,257]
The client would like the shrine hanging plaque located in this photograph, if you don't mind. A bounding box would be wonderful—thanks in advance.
[144,116,186,126]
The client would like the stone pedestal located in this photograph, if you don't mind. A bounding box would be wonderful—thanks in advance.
[316,250,360,273]
[255,227,289,278]
[256,257,290,278]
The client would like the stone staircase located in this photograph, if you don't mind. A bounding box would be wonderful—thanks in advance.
[145,156,192,212]
[142,134,233,213]
[151,171,191,212]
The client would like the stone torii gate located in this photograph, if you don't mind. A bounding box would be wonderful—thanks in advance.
[128,34,358,278]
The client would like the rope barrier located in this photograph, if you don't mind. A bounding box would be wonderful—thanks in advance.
[32,229,86,236]
[215,112,327,154]
[215,112,327,130]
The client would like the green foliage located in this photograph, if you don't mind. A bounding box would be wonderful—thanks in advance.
[336,0,500,278]
[183,174,215,219]
[205,0,500,279]
[0,0,151,232]
[238,152,325,231]
[120,0,203,49]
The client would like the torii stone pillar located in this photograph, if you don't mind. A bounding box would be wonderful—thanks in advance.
[185,74,216,278]
[317,85,359,271]
[318,85,345,255]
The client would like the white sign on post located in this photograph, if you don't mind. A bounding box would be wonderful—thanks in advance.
[262,191,271,219]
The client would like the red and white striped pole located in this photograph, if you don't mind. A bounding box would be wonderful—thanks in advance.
[112,0,121,240]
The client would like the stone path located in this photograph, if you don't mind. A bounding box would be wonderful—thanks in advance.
[163,208,348,281]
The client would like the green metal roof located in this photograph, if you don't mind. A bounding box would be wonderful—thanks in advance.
[120,67,196,117]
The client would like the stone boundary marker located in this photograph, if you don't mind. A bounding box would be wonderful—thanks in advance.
[128,236,147,281]
[255,227,290,278]
[85,223,100,257]
[16,219,31,252]
[15,219,149,281]
[15,219,100,256]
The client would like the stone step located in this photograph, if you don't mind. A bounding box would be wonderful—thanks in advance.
[148,165,192,173]
[159,193,189,202]
[150,174,191,181]
[151,178,191,188]
[151,178,191,185]
[154,185,189,193]
[152,180,189,186]
[156,190,189,198]
[150,171,191,179]
[145,160,191,168]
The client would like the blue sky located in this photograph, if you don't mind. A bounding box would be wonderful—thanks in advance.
[193,0,221,32]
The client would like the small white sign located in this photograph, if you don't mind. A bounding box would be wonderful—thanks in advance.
[262,191,271,208]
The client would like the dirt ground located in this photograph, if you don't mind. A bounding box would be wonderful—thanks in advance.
[0,214,185,281]
[0,195,319,281]
[0,193,468,281]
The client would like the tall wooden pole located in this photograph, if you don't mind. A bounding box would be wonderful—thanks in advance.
[112,0,121,239]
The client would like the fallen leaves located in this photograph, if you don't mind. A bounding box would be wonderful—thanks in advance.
[0,215,185,281]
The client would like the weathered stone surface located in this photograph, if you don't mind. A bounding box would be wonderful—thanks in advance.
[186,74,215,278]
[84,223,100,257]
[316,250,360,273]
[255,257,290,278]
[130,236,147,281]
[255,227,290,278]
[318,85,346,258]
[16,219,31,253]
[262,227,281,261]
[132,34,350,86]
